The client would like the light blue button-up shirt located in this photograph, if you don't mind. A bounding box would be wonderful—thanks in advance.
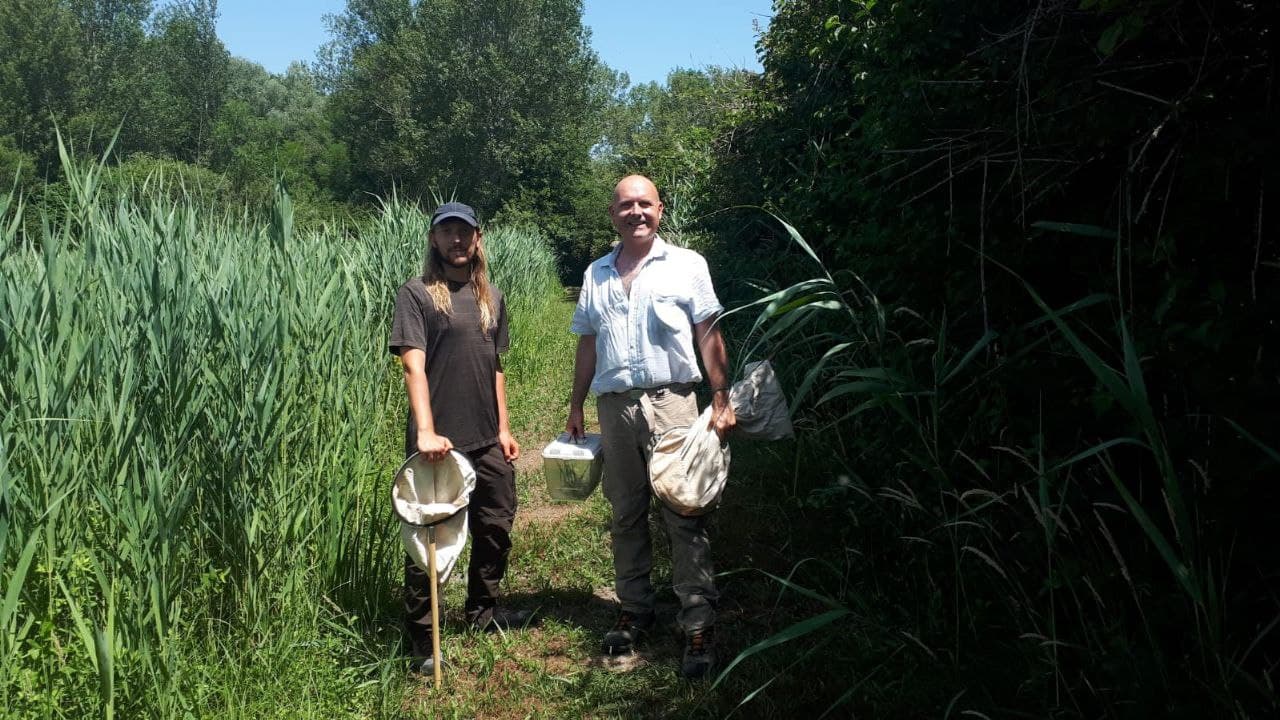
[571,236,723,395]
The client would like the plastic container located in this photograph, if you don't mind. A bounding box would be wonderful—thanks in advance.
[542,432,604,502]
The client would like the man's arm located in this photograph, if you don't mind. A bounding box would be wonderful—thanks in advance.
[401,347,454,461]
[566,334,597,439]
[495,364,519,462]
[694,315,737,440]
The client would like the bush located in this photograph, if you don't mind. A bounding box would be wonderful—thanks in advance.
[0,135,35,194]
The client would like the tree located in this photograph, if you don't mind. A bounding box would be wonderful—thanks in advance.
[702,1,1280,714]
[0,134,36,193]
[211,59,352,207]
[597,66,753,223]
[0,0,84,171]
[63,0,154,157]
[146,0,229,162]
[324,0,605,230]
[66,1,151,111]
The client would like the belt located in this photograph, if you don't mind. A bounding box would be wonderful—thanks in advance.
[603,382,694,400]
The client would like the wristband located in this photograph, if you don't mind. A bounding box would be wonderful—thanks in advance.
[711,386,730,393]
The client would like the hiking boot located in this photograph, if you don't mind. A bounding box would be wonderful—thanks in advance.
[680,627,716,679]
[601,611,655,655]
[474,607,537,633]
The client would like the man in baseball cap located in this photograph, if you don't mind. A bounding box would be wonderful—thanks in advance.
[388,200,533,674]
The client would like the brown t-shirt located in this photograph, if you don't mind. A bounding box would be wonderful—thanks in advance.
[389,278,509,454]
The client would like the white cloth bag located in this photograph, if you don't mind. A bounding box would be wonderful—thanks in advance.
[391,450,476,583]
[729,360,794,441]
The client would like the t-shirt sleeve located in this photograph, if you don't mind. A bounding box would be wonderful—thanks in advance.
[688,253,724,324]
[569,266,595,335]
[494,291,510,354]
[389,282,428,355]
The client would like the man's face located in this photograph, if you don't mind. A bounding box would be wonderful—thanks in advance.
[430,219,480,267]
[610,178,663,244]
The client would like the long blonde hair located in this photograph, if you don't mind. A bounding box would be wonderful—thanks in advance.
[421,228,497,337]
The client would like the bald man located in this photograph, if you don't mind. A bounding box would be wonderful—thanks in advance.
[566,175,736,679]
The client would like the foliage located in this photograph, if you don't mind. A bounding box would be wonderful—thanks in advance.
[598,67,753,218]
[0,1,351,221]
[101,152,230,206]
[697,0,1279,716]
[0,135,35,193]
[63,0,155,159]
[0,0,83,167]
[324,0,609,269]
[0,0,233,167]
[144,0,229,161]
[210,60,353,209]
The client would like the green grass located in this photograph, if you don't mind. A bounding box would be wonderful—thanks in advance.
[1,146,413,717]
[693,214,1279,718]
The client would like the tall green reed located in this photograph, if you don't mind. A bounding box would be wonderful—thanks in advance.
[0,142,562,716]
[712,214,1269,717]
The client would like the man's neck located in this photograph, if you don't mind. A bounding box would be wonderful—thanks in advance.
[443,264,471,283]
[617,234,656,264]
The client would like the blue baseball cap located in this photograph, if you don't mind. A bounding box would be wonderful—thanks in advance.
[431,202,479,227]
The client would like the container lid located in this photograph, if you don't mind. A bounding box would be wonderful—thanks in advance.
[542,432,603,459]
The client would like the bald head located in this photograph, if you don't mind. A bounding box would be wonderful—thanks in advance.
[613,175,659,203]
[610,175,664,246]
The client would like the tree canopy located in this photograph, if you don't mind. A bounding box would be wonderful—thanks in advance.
[324,0,604,218]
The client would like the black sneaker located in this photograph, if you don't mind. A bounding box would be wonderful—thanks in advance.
[474,607,537,633]
[601,611,655,655]
[680,627,716,679]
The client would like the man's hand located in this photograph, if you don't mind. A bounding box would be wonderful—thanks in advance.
[566,404,585,440]
[709,392,737,441]
[694,315,736,441]
[499,429,520,463]
[416,431,454,462]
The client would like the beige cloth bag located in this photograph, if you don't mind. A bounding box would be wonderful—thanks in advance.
[391,450,476,583]
[649,405,731,516]
[647,360,792,516]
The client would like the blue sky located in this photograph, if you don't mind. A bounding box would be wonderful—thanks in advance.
[214,0,771,87]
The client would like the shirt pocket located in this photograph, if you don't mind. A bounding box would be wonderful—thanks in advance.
[650,294,691,336]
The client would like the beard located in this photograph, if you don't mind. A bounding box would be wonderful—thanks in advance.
[435,247,476,269]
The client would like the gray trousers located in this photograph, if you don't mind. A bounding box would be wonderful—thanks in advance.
[597,385,718,632]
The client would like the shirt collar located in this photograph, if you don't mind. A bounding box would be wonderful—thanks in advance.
[602,235,668,268]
